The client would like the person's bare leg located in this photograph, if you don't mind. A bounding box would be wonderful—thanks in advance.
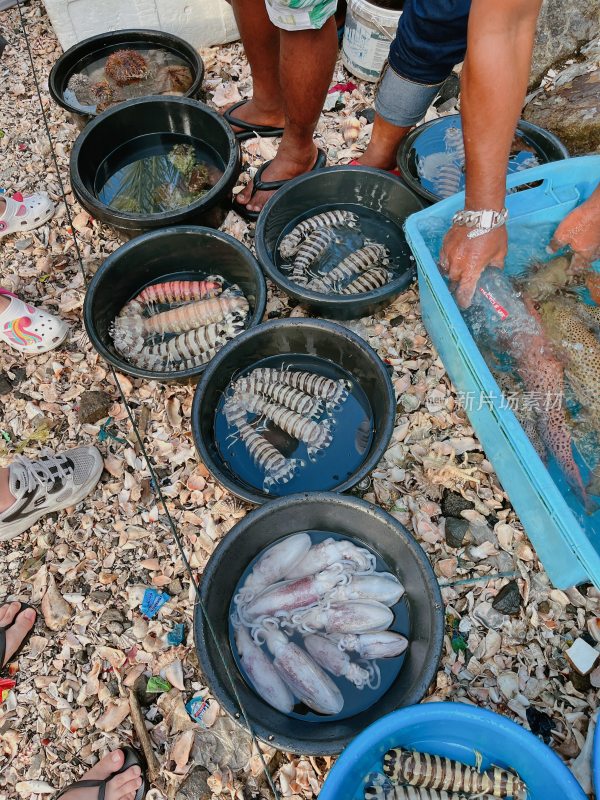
[227,0,285,131]
[238,17,338,212]
[357,114,412,170]
[0,468,13,513]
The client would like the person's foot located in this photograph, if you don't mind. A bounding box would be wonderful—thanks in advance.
[0,447,104,542]
[236,141,319,214]
[58,750,143,800]
[223,98,285,135]
[0,288,68,354]
[354,147,399,172]
[0,602,36,670]
[550,190,600,269]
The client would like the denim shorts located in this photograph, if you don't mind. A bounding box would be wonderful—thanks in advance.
[264,0,337,30]
[375,62,445,127]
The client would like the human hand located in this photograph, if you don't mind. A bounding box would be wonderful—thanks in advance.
[439,223,508,308]
[550,195,600,270]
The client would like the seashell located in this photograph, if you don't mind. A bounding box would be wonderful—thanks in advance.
[170,729,194,774]
[467,541,498,560]
[158,689,196,734]
[163,659,185,691]
[342,117,361,144]
[15,781,55,796]
[95,698,131,732]
[31,565,48,603]
[131,617,149,641]
[497,670,520,699]
[41,575,73,631]
[97,646,127,670]
[587,617,600,643]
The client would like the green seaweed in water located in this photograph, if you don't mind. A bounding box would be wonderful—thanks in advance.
[103,142,212,214]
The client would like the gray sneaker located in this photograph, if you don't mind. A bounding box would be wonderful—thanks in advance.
[0,447,104,541]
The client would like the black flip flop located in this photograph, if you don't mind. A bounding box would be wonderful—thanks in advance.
[0,601,37,675]
[55,746,147,800]
[234,148,327,222]
[223,99,285,141]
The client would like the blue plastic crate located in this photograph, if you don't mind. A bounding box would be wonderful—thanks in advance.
[404,155,600,589]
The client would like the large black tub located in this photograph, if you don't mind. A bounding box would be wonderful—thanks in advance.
[84,226,266,382]
[49,29,204,128]
[397,115,569,205]
[255,166,424,320]
[70,96,240,238]
[193,493,445,754]
[192,318,395,503]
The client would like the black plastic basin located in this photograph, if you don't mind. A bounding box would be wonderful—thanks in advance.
[193,492,445,755]
[70,96,241,238]
[191,317,395,503]
[84,226,266,382]
[255,166,424,320]
[397,115,569,205]
[49,28,204,128]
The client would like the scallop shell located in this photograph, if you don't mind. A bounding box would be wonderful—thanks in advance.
[342,117,361,144]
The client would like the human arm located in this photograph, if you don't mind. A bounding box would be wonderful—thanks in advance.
[440,0,542,308]
[550,185,600,269]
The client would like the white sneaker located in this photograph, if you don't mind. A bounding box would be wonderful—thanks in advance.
[0,447,104,541]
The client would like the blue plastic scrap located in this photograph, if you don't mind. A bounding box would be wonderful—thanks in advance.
[186,695,210,725]
[140,588,170,619]
[167,623,185,646]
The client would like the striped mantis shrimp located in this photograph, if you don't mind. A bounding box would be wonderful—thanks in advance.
[417,151,463,199]
[443,125,465,160]
[223,395,304,491]
[128,317,245,371]
[308,244,390,293]
[286,228,339,286]
[249,367,351,408]
[383,748,527,799]
[279,210,360,258]
[125,278,223,316]
[241,394,334,460]
[341,267,391,295]
[113,291,248,348]
[365,785,497,800]
[233,375,324,419]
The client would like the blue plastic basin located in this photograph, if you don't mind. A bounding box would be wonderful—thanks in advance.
[404,155,600,588]
[319,703,587,800]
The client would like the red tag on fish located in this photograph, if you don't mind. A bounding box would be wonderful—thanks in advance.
[478,286,509,320]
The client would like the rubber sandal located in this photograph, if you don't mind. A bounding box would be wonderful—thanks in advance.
[223,99,285,141]
[55,746,147,800]
[349,158,402,177]
[234,148,327,222]
[0,192,55,239]
[0,602,37,675]
[0,289,68,354]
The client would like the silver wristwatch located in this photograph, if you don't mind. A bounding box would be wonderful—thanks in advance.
[452,208,508,239]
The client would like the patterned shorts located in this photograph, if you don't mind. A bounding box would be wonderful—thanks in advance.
[265,0,337,30]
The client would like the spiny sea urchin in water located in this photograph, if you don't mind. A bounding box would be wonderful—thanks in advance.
[105,49,149,86]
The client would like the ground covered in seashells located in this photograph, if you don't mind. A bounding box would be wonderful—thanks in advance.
[0,3,598,799]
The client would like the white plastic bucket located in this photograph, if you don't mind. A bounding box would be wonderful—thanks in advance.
[342,0,402,82]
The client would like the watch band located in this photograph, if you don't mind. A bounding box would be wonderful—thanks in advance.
[452,208,508,239]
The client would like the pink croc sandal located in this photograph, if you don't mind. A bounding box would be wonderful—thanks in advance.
[0,289,68,354]
[0,192,55,239]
